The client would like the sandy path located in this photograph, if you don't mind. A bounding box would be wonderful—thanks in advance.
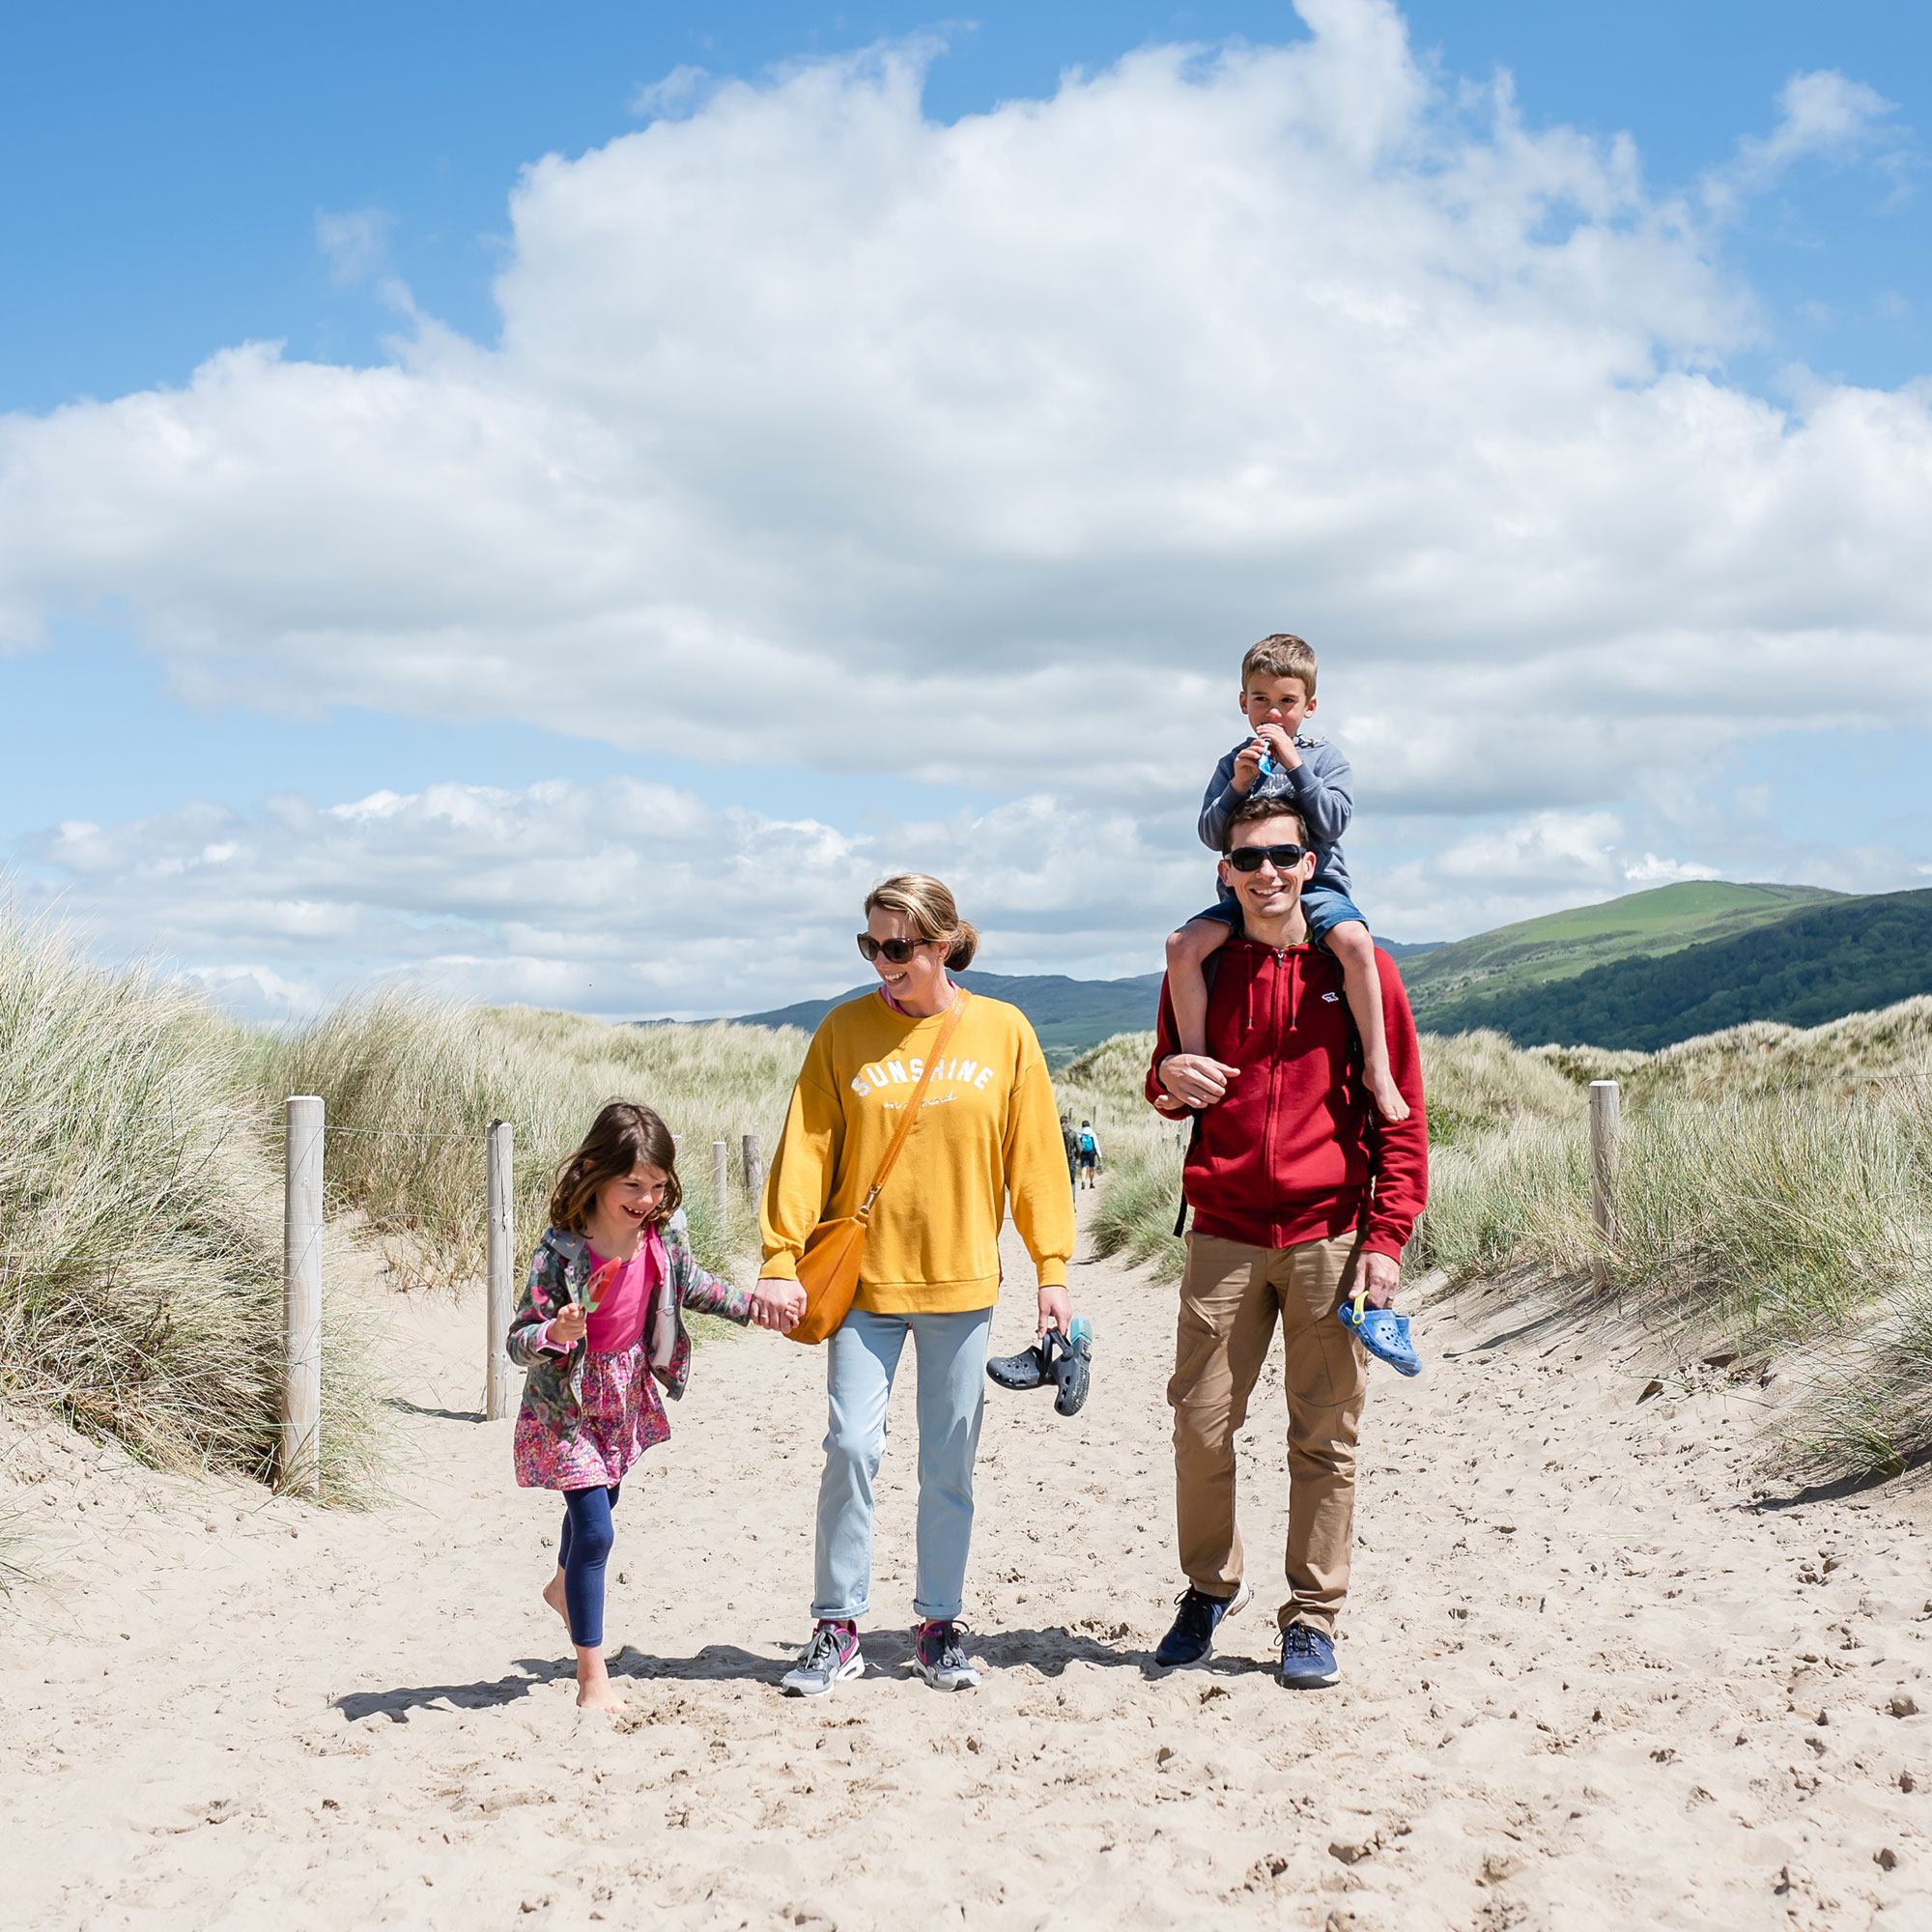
[3,1207,1930,1931]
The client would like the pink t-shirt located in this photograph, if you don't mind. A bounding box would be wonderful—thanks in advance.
[581,1232,664,1354]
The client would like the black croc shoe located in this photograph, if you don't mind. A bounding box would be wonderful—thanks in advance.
[987,1321,1095,1415]
[986,1335,1055,1391]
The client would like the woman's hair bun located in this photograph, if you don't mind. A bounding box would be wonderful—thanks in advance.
[944,920,980,971]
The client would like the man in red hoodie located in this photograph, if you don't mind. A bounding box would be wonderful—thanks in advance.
[1145,793,1428,1688]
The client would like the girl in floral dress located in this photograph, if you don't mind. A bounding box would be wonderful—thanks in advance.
[509,1101,802,1711]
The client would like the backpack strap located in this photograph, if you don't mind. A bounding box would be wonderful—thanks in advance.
[1171,950,1227,1239]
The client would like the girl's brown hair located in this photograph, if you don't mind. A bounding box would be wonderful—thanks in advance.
[864,872,980,971]
[548,1101,682,1233]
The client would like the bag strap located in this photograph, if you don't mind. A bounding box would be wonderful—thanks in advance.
[857,987,971,1223]
[1170,948,1228,1240]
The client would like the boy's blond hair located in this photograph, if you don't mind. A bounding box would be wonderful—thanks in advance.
[1241,633,1318,698]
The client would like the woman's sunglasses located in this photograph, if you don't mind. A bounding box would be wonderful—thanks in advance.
[1225,841,1307,873]
[857,934,930,964]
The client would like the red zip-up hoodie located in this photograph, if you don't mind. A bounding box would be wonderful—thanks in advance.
[1143,939,1428,1259]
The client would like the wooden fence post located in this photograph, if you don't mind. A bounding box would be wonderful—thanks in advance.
[486,1120,515,1421]
[282,1095,325,1497]
[1589,1080,1621,1291]
[713,1138,729,1223]
[742,1132,763,1205]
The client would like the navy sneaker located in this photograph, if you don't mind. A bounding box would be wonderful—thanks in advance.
[1278,1621,1339,1689]
[1153,1580,1252,1667]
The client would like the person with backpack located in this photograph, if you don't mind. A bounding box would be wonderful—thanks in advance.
[1075,1121,1103,1190]
[1146,795,1428,1690]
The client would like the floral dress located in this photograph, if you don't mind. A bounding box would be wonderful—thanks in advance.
[507,1210,752,1491]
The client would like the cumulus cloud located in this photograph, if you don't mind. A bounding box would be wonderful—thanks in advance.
[1,0,1927,1007]
[18,778,1202,1019]
[18,776,1795,1017]
[2,0,1926,823]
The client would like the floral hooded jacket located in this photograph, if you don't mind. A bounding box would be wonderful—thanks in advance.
[505,1211,752,1435]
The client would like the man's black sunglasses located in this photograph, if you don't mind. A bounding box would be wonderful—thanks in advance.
[857,934,927,964]
[1225,841,1307,873]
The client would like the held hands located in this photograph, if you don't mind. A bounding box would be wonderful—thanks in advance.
[750,1276,807,1333]
[1357,1251,1401,1310]
[1159,1052,1241,1111]
[1037,1281,1071,1343]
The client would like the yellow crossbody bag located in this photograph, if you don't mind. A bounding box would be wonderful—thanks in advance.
[784,989,971,1347]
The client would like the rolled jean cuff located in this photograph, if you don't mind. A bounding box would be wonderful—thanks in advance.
[1299,883,1365,943]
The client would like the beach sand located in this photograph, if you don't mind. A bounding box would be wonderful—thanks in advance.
[3,1204,1930,1930]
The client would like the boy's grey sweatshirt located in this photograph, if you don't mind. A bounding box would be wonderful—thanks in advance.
[1198,735,1353,895]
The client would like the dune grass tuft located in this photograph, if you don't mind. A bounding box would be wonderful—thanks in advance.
[0,915,377,1501]
[252,996,801,1289]
[1068,1009,1932,1482]
[11,899,1928,1502]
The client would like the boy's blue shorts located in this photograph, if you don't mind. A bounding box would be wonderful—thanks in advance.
[1191,882,1365,948]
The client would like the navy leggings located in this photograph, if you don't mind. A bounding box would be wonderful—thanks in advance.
[557,1483,621,1647]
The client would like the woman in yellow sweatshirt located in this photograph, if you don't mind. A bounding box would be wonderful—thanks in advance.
[759,872,1076,1697]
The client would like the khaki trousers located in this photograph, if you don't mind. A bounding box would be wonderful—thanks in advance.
[1168,1231,1368,1635]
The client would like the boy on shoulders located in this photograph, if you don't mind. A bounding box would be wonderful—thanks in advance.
[1164,633,1409,1122]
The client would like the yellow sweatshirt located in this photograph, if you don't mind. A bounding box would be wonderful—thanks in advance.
[759,989,1076,1314]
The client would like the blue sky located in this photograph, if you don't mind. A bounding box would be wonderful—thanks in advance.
[2,1,1928,1015]
[7,2,1923,407]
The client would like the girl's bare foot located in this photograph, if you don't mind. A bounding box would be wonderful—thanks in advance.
[542,1568,571,1634]
[576,1651,627,1713]
[1368,1070,1411,1122]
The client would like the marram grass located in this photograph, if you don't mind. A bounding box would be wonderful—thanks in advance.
[7,898,1930,1503]
[1064,1016,1932,1481]
[250,996,799,1289]
[0,916,377,1503]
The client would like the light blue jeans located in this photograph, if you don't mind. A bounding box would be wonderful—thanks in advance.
[811,1305,993,1625]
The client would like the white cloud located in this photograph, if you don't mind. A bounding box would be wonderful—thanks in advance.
[314,207,397,286]
[1,0,1926,830]
[630,64,711,119]
[1430,810,1623,885]
[1,1,1928,1005]
[18,778,1201,1019]
[1711,70,1898,208]
[1621,852,1721,887]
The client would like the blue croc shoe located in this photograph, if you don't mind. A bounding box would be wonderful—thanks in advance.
[1337,1290,1422,1377]
[1278,1622,1340,1690]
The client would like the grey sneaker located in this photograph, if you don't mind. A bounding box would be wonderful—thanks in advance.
[781,1620,864,1698]
[913,1620,980,1691]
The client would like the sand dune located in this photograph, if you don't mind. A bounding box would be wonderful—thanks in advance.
[3,1205,1929,1930]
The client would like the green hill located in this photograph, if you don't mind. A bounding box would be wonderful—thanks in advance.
[732,968,1167,1066]
[1423,888,1932,1050]
[1402,880,1840,1015]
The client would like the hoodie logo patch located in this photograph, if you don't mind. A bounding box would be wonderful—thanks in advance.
[1321,991,1341,1003]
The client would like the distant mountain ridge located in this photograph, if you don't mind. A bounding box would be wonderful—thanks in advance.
[1401,881,1840,1015]
[728,941,1441,1065]
[677,881,1920,1063]
[1422,888,1932,1050]
[732,969,1168,1065]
